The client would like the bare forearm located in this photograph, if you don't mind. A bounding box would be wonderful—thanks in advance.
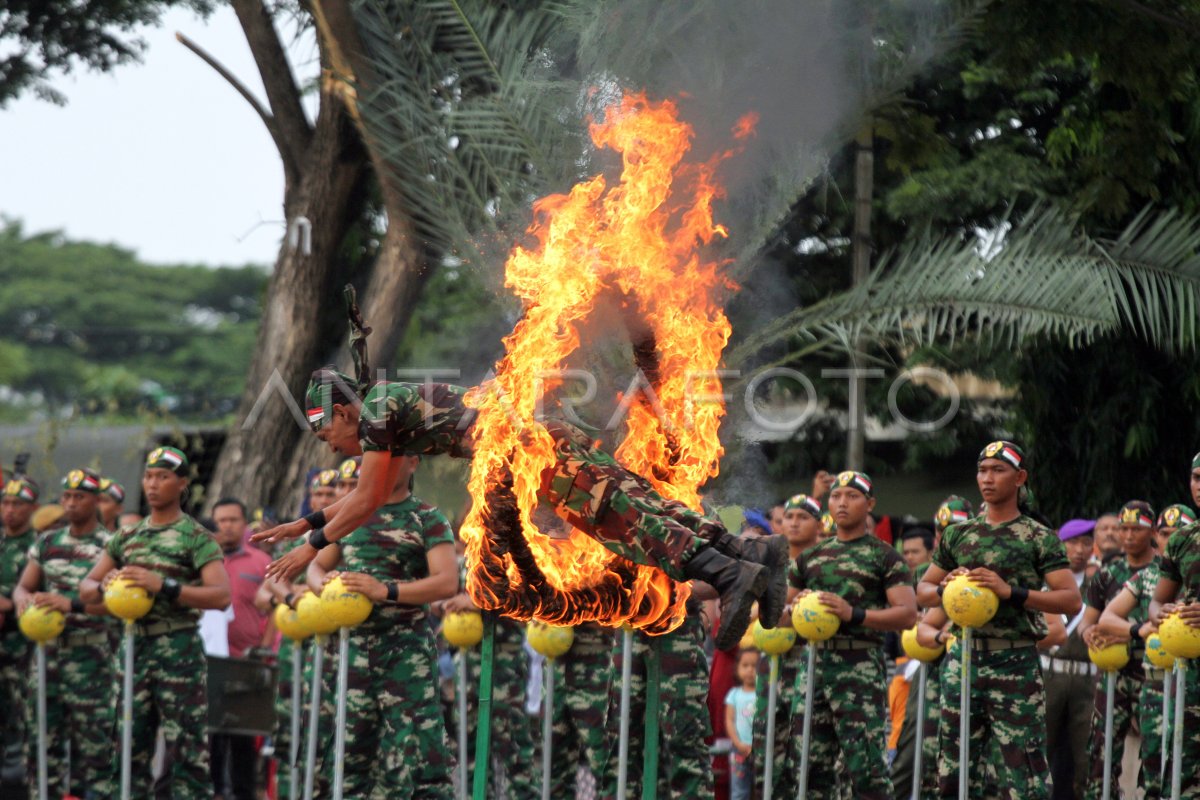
[179,585,231,610]
[916,582,942,609]
[79,579,103,605]
[395,572,458,605]
[1025,588,1081,616]
[864,604,918,632]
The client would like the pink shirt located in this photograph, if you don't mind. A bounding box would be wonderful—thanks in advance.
[223,546,271,658]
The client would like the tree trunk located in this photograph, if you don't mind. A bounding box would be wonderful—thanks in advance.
[846,121,873,471]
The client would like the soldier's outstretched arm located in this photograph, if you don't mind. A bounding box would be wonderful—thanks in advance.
[1095,588,1139,641]
[80,552,120,604]
[1149,575,1180,624]
[915,564,949,609]
[1021,567,1082,616]
[1039,613,1067,649]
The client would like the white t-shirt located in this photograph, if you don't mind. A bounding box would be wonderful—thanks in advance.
[199,606,235,657]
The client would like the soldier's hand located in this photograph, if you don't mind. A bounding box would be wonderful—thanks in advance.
[939,568,969,587]
[817,591,852,622]
[32,592,70,613]
[1176,602,1200,629]
[811,471,835,498]
[120,566,164,594]
[335,572,388,603]
[267,544,318,583]
[253,519,309,545]
[441,594,478,614]
[1083,627,1109,649]
[966,568,1011,600]
[100,571,120,592]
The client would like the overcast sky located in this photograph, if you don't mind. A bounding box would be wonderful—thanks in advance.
[0,6,318,268]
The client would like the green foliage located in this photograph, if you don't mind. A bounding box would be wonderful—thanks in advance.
[0,219,266,417]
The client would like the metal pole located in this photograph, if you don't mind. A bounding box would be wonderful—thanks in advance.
[332,627,350,800]
[616,628,633,800]
[471,613,496,800]
[458,650,469,800]
[797,645,817,800]
[763,653,780,800]
[911,662,928,800]
[1161,670,1171,785]
[1102,670,1115,800]
[35,642,48,800]
[641,637,661,800]
[121,621,134,800]
[959,628,972,800]
[303,635,325,800]
[289,642,303,800]
[1171,661,1185,800]
[542,659,554,800]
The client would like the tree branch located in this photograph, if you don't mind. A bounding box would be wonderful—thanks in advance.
[230,0,313,181]
[1107,0,1200,37]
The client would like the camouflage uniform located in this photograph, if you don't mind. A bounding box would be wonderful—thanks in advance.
[0,526,36,784]
[598,609,713,800]
[26,522,118,797]
[105,515,222,799]
[1082,555,1158,800]
[546,621,616,796]
[891,561,942,799]
[787,533,911,800]
[752,637,802,798]
[930,514,1068,799]
[1125,563,1169,798]
[1158,522,1200,798]
[358,382,714,581]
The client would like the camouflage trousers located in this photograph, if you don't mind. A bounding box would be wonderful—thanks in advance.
[1,638,30,790]
[459,618,538,799]
[752,640,803,798]
[273,637,311,800]
[598,614,713,800]
[29,638,118,798]
[891,657,943,799]
[787,646,892,800]
[316,622,455,799]
[1163,663,1200,800]
[1138,667,1170,800]
[541,421,715,581]
[1084,669,1142,800]
[936,644,1049,800]
[546,623,615,796]
[121,628,210,800]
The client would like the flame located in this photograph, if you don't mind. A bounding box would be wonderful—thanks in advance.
[458,93,750,634]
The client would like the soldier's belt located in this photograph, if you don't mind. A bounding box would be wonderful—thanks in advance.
[812,638,876,651]
[134,620,198,637]
[63,630,109,648]
[969,637,1036,653]
[1040,655,1098,677]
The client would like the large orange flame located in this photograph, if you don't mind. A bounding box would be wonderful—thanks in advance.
[458,93,750,634]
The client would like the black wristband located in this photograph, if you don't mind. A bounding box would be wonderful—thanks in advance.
[308,529,330,550]
[386,582,399,603]
[284,592,296,609]
[934,630,946,645]
[1009,585,1029,609]
[70,597,84,614]
[1130,621,1143,643]
[303,510,327,530]
[936,585,945,598]
[161,579,182,602]
[849,606,867,626]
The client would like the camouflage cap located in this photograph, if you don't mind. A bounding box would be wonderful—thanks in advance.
[979,440,1025,470]
[1118,500,1156,529]
[1158,503,1196,532]
[62,468,102,494]
[338,457,361,482]
[935,495,974,531]
[832,470,873,497]
[783,493,822,517]
[305,366,357,432]
[1192,451,1200,472]
[309,468,339,491]
[3,476,39,503]
[145,446,189,476]
[99,478,126,504]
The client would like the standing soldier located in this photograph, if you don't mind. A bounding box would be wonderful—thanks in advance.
[335,458,360,502]
[0,476,39,787]
[80,447,231,797]
[1078,500,1159,800]
[13,468,117,796]
[97,479,125,532]
[309,469,339,512]
[545,621,616,795]
[306,455,458,796]
[788,471,918,800]
[916,441,1081,799]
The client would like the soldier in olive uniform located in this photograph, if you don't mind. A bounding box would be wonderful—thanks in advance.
[13,468,117,797]
[81,447,231,799]
[0,476,39,787]
[307,455,458,797]
[788,471,918,800]
[97,478,125,532]
[916,441,1082,800]
[545,621,616,795]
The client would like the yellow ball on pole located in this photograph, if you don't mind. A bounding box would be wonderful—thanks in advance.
[942,576,999,629]
[1088,642,1130,672]
[791,593,839,642]
[274,602,313,641]
[104,577,153,621]
[1159,613,1200,659]
[296,592,340,636]
[901,626,944,662]
[1144,633,1177,671]
[319,576,373,628]
[752,619,797,654]
[443,611,484,648]
[19,606,65,643]
[528,621,574,659]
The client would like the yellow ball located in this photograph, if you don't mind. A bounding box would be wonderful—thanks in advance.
[1159,613,1200,659]
[320,576,373,628]
[1089,642,1130,672]
[1145,633,1176,671]
[791,593,839,642]
[443,611,484,648]
[738,625,756,651]
[901,626,944,662]
[752,619,797,654]
[19,606,65,643]
[296,592,340,636]
[942,576,999,629]
[528,622,574,658]
[274,602,312,641]
[104,576,154,621]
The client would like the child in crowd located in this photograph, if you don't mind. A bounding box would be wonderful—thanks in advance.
[725,648,759,800]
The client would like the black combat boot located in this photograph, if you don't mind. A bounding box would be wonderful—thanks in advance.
[711,532,788,629]
[683,547,768,650]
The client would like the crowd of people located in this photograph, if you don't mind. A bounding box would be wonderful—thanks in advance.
[0,371,1198,800]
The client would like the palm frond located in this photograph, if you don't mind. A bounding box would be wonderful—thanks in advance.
[728,205,1200,368]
